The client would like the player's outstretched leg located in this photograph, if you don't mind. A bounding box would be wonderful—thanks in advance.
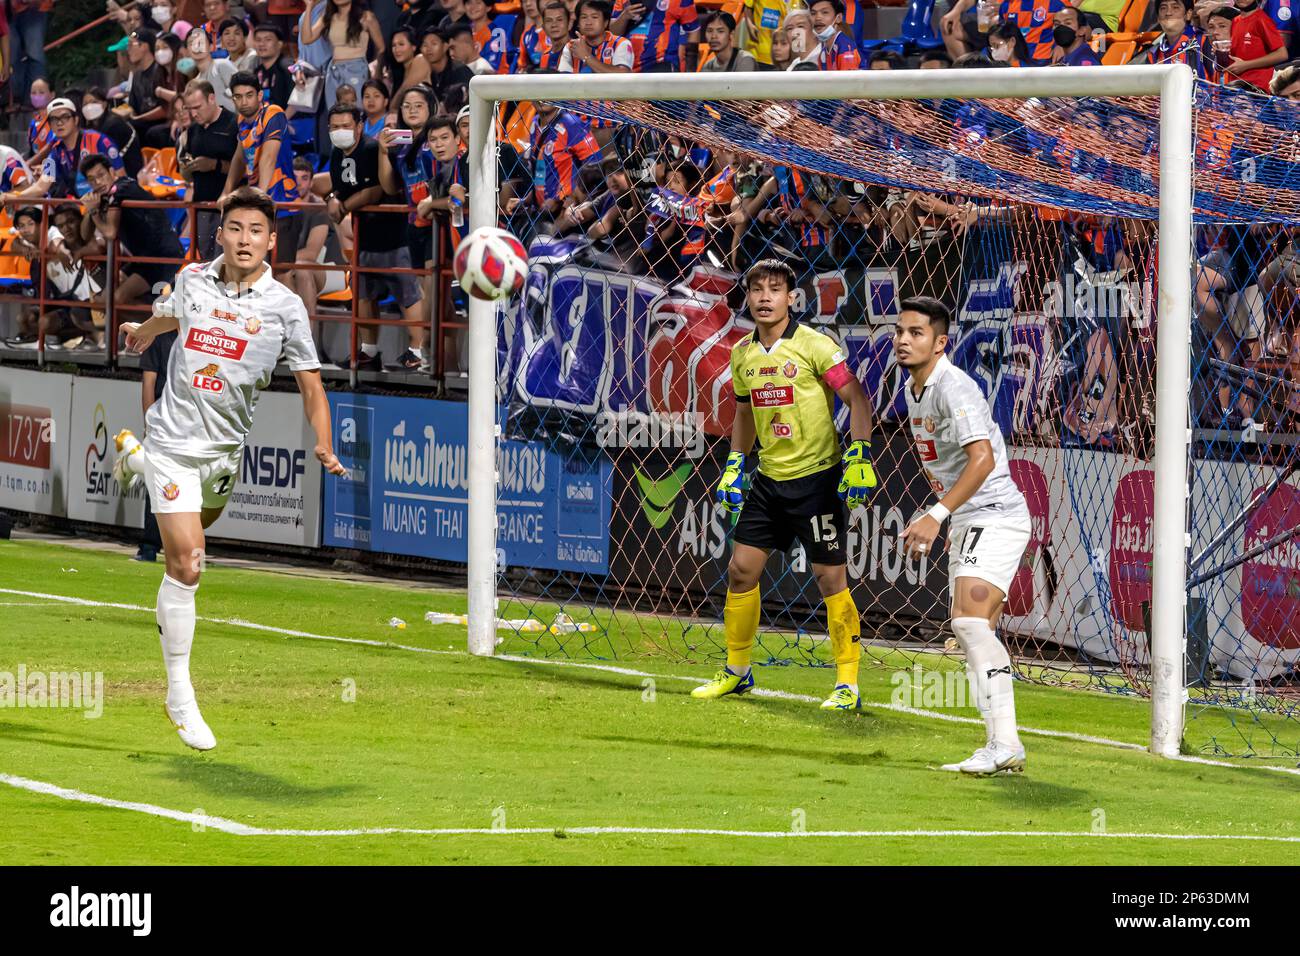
[693,544,765,699]
[820,586,862,711]
[942,615,1024,775]
[112,429,145,491]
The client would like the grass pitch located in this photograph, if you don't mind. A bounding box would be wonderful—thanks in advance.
[1,536,1298,865]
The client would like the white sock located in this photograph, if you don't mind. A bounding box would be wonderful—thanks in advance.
[951,617,1021,750]
[122,433,148,477]
[157,574,198,710]
[360,342,379,357]
[729,664,751,677]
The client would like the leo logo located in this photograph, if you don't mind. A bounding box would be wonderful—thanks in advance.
[782,360,798,379]
[771,414,793,439]
[192,363,225,394]
[162,481,180,501]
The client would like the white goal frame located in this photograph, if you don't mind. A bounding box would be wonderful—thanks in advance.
[464,65,1195,758]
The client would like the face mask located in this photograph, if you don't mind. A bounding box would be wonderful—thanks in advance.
[178,57,197,75]
[814,23,836,41]
[991,44,1012,62]
[30,92,49,109]
[1052,25,1077,47]
[330,129,357,150]
[82,103,105,122]
[156,47,174,65]
[152,5,171,22]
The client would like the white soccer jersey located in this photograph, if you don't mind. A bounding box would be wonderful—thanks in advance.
[904,355,1028,524]
[144,256,320,459]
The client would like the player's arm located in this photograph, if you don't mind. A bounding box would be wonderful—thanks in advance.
[829,359,877,508]
[121,312,179,352]
[223,146,247,197]
[716,396,755,514]
[257,138,283,197]
[900,438,995,561]
[293,368,348,476]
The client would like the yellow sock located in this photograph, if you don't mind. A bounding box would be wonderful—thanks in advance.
[825,588,861,688]
[724,584,760,672]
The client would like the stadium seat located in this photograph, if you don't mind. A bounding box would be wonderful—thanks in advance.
[1091,0,1160,65]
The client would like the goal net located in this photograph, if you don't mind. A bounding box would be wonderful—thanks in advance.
[465,67,1300,759]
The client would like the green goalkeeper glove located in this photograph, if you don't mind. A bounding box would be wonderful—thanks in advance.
[838,440,878,509]
[716,450,748,515]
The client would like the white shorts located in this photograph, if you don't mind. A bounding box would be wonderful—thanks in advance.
[142,444,241,514]
[948,515,1032,599]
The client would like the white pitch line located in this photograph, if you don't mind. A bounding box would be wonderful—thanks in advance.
[4,587,1300,779]
[1,772,1298,842]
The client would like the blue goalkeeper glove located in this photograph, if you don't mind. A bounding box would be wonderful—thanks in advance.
[716,450,748,515]
[838,440,878,508]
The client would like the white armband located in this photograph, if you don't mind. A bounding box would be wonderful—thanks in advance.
[927,503,951,524]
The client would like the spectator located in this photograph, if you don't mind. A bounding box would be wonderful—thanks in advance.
[1227,0,1288,90]
[448,22,495,73]
[154,32,188,109]
[0,140,34,206]
[221,18,258,72]
[123,29,170,146]
[868,49,906,69]
[224,71,302,270]
[422,27,474,109]
[741,0,794,68]
[336,83,360,110]
[560,0,635,72]
[1052,5,1101,65]
[301,0,387,113]
[149,0,193,40]
[253,24,295,110]
[512,0,544,71]
[767,24,794,69]
[179,79,238,257]
[1206,4,1236,57]
[28,77,56,160]
[1270,58,1300,96]
[199,0,233,53]
[297,0,335,77]
[290,154,348,359]
[322,104,428,371]
[1136,0,1219,78]
[45,97,125,199]
[81,87,143,177]
[611,0,700,72]
[436,0,471,32]
[5,205,95,351]
[418,114,468,254]
[79,152,184,308]
[989,21,1032,65]
[919,49,952,68]
[384,26,434,99]
[810,0,860,70]
[783,9,820,68]
[9,0,51,109]
[699,12,757,71]
[187,24,237,109]
[362,79,391,139]
[1002,0,1067,63]
[529,4,571,71]
[508,101,599,228]
[465,0,511,71]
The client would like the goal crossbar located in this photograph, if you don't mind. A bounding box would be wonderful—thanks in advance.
[465,64,1196,758]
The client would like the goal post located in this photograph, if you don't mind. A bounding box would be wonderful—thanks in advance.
[464,65,1196,757]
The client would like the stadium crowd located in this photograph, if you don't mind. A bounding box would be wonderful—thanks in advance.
[0,0,1293,408]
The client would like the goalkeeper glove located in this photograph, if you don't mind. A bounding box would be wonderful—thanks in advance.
[838,440,878,508]
[716,450,748,515]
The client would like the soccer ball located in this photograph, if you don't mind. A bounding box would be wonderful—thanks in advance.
[453,226,528,302]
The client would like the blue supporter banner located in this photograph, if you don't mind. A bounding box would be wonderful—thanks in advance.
[323,393,611,573]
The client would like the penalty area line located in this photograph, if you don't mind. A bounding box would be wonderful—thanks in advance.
[5,587,1300,779]
[2,771,1299,842]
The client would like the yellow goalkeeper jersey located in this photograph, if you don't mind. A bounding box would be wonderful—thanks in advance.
[730,317,850,482]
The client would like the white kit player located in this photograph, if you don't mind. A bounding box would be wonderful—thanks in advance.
[112,186,347,752]
[895,297,1032,775]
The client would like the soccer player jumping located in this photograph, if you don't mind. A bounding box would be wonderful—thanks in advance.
[895,297,1032,775]
[112,187,347,752]
[694,259,877,709]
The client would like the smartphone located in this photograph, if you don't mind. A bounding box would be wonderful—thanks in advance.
[389,129,413,146]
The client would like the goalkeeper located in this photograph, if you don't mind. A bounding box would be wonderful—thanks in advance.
[694,259,877,710]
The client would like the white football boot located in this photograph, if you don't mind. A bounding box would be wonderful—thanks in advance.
[113,429,145,491]
[941,741,1025,775]
[164,700,217,751]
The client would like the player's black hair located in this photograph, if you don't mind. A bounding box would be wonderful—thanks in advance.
[810,0,845,16]
[12,206,41,227]
[744,258,798,292]
[218,17,248,36]
[427,116,458,136]
[899,296,952,336]
[576,0,613,22]
[219,185,277,226]
[228,70,261,95]
[79,152,113,176]
[869,50,906,69]
[329,103,364,124]
[920,49,952,66]
[447,22,475,41]
[706,10,737,32]
[253,22,285,39]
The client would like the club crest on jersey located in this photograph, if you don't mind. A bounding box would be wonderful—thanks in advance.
[191,363,225,394]
[162,481,180,501]
[185,327,246,360]
[782,361,798,379]
[923,416,937,434]
[244,316,261,335]
[752,384,794,408]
